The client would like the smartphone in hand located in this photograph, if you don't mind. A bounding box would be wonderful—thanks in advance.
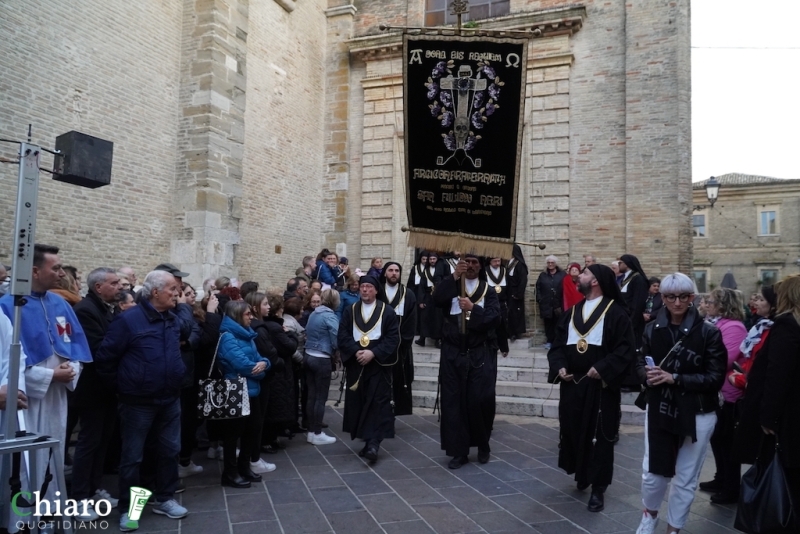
[645,356,656,368]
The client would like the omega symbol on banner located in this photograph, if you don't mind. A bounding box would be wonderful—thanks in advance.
[426,60,506,168]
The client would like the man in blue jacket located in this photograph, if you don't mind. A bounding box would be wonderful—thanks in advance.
[96,270,192,532]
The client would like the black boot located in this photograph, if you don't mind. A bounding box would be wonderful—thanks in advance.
[587,490,604,512]
[221,468,250,488]
[221,454,250,488]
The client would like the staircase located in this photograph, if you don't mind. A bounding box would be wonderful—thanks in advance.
[409,339,645,425]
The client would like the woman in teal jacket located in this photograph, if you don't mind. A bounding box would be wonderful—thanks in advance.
[217,301,271,488]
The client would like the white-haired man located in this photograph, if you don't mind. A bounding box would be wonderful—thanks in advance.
[96,270,193,531]
[535,255,566,349]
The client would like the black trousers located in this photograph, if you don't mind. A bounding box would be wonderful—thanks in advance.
[179,385,198,465]
[543,317,557,343]
[251,384,270,461]
[710,400,741,495]
[71,400,118,499]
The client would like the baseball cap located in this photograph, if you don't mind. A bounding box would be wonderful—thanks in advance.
[154,263,190,278]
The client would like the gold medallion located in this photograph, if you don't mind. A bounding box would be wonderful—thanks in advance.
[576,338,588,354]
[359,334,370,347]
[495,285,502,293]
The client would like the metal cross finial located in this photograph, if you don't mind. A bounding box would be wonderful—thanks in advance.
[451,0,469,33]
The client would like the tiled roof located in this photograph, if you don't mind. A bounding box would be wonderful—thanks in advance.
[693,173,800,189]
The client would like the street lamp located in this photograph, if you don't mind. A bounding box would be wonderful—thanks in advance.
[693,176,721,211]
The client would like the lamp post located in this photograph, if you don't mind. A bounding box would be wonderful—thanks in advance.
[693,176,721,211]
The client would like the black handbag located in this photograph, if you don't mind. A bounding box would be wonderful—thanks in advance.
[735,434,797,533]
[197,333,251,420]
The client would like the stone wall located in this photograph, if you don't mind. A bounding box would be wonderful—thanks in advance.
[0,0,183,276]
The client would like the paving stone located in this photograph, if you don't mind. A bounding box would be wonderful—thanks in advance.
[547,502,629,533]
[413,502,483,533]
[340,471,392,495]
[469,509,532,532]
[359,492,419,523]
[507,479,577,505]
[459,472,520,497]
[231,520,280,533]
[494,451,549,470]
[366,459,415,481]
[327,510,383,534]
[179,511,231,534]
[180,484,227,512]
[297,465,346,489]
[479,459,534,482]
[274,502,332,533]
[380,519,436,533]
[437,485,501,513]
[266,478,313,504]
[288,449,331,467]
[387,449,439,468]
[529,520,587,533]
[491,494,563,523]
[386,478,448,505]
[227,491,277,522]
[411,466,464,489]
[312,486,365,514]
[327,453,373,474]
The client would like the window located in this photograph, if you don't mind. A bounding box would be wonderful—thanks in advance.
[693,270,708,293]
[759,210,778,235]
[760,269,779,288]
[692,214,706,238]
[425,0,510,26]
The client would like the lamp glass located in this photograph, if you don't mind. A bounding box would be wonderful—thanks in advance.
[705,177,720,204]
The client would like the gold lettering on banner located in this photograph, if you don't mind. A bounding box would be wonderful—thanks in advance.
[409,49,423,64]
[417,190,435,203]
[480,195,503,207]
[412,168,506,186]
[441,192,473,204]
[425,50,447,59]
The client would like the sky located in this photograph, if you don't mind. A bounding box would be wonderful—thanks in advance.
[692,0,800,181]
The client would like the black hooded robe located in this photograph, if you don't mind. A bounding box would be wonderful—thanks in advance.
[547,265,635,490]
[381,283,417,416]
[619,254,648,347]
[433,274,501,457]
[407,253,428,336]
[506,246,529,337]
[417,263,444,340]
[338,300,400,443]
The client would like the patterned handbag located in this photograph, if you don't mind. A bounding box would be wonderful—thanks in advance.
[197,333,251,420]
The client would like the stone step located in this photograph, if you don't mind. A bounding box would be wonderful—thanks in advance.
[412,350,549,369]
[413,338,534,351]
[410,390,645,425]
[410,375,640,405]
[414,362,550,383]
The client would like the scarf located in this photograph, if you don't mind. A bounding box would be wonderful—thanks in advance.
[739,317,773,359]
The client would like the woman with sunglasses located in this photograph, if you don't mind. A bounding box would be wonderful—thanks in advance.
[634,273,726,534]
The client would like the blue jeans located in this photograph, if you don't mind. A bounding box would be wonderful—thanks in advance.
[117,399,181,512]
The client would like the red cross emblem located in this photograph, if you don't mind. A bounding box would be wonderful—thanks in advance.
[57,322,72,337]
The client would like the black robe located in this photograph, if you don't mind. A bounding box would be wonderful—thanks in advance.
[338,300,400,442]
[486,265,510,353]
[407,262,426,336]
[620,271,648,346]
[433,275,501,457]
[417,264,444,339]
[506,257,528,337]
[382,284,417,416]
[547,298,635,488]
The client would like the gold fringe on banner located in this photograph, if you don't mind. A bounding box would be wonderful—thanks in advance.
[406,227,514,259]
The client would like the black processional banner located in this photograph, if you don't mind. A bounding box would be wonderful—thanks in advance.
[403,34,527,258]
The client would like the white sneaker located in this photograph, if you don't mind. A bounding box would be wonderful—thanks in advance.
[178,461,204,478]
[635,510,659,534]
[93,488,119,508]
[207,445,219,460]
[153,499,188,519]
[543,343,552,350]
[73,501,99,521]
[307,432,337,445]
[119,512,138,532]
[250,458,277,473]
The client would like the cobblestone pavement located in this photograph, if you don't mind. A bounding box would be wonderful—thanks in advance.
[89,406,737,534]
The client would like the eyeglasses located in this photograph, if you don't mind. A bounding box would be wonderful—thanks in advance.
[663,294,692,303]
[705,300,716,305]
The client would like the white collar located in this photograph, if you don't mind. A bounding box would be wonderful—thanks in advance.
[582,295,603,320]
[465,277,479,293]
[385,284,398,300]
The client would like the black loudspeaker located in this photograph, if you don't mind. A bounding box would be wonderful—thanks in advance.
[53,131,113,188]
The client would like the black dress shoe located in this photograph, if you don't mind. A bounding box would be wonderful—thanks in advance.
[587,491,604,512]
[434,339,442,349]
[364,447,379,462]
[699,479,722,492]
[478,448,490,464]
[415,338,425,346]
[710,492,738,505]
[221,472,251,488]
[238,468,262,483]
[448,456,469,469]
[577,481,590,491]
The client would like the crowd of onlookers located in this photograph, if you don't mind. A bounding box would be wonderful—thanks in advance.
[536,253,799,533]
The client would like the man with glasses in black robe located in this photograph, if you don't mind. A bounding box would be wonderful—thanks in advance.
[547,264,636,512]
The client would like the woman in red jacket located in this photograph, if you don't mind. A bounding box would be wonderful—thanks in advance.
[562,262,583,311]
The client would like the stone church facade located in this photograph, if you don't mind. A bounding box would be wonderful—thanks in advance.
[0,0,691,300]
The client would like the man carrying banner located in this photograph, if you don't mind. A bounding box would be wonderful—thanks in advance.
[380,262,417,416]
[485,257,510,356]
[338,276,400,463]
[547,264,636,512]
[433,254,501,469]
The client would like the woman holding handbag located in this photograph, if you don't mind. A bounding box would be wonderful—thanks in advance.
[216,301,271,488]
[634,273,727,534]
[735,275,800,528]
